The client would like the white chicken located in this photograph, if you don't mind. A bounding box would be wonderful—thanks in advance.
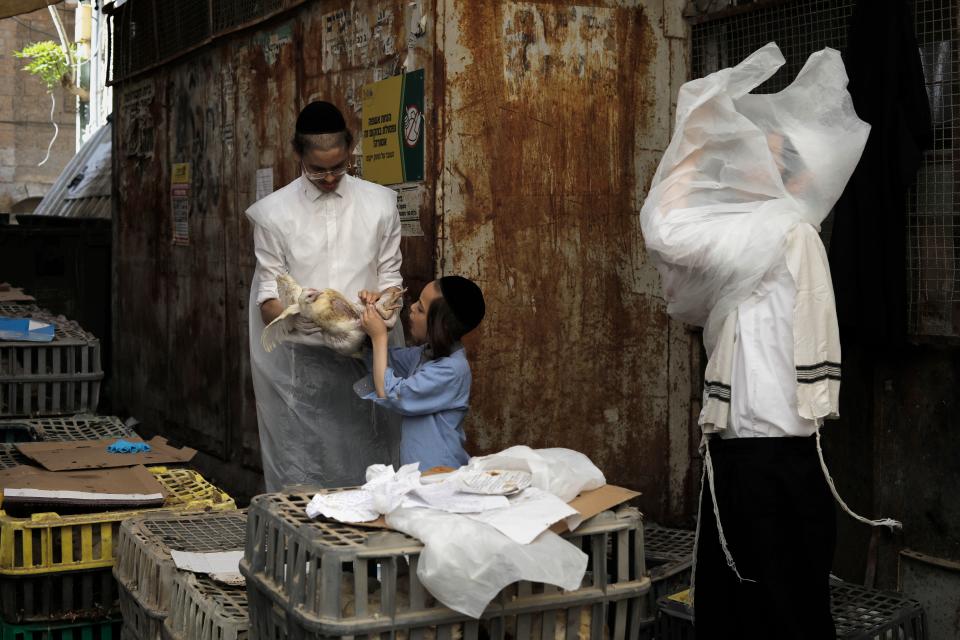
[261,274,404,356]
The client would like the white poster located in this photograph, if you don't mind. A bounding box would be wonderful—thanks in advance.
[393,182,424,237]
[255,167,274,201]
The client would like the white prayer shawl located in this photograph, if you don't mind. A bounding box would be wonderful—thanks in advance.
[700,223,841,433]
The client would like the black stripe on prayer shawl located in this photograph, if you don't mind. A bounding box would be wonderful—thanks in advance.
[795,361,841,371]
[705,380,731,402]
[796,361,841,384]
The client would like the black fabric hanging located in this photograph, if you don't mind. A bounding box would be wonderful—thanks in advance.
[829,0,933,345]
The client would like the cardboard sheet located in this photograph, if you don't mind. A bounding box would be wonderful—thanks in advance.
[0,283,35,302]
[0,464,166,508]
[16,436,196,471]
[551,483,640,533]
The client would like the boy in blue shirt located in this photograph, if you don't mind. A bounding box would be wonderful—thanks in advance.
[357,276,485,470]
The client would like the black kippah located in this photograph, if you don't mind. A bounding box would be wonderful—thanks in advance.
[438,276,485,333]
[296,101,347,134]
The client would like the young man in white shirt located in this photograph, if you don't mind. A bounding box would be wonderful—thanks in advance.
[246,101,404,491]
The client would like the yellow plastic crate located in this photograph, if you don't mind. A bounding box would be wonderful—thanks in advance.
[0,466,236,576]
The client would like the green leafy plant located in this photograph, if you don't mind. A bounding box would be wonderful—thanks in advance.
[12,40,81,91]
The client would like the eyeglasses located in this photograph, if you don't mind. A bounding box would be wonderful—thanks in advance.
[301,161,352,180]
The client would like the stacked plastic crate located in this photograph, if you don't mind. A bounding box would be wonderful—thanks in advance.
[0,415,237,637]
[113,510,249,640]
[655,578,927,639]
[0,303,103,417]
[635,523,695,640]
[242,492,652,640]
[644,524,695,605]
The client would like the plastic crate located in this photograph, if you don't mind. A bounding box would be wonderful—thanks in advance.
[0,615,122,640]
[113,510,247,640]
[242,493,652,640]
[654,590,692,640]
[0,421,36,443]
[0,414,136,443]
[654,579,928,640]
[832,578,927,639]
[162,574,248,640]
[0,467,236,576]
[0,304,103,417]
[0,414,135,448]
[644,524,694,604]
[0,443,30,469]
[0,567,118,623]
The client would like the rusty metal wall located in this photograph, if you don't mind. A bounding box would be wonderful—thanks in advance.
[113,0,698,521]
[437,0,696,523]
[113,0,437,500]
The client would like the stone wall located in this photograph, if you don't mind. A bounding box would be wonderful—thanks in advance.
[0,5,75,213]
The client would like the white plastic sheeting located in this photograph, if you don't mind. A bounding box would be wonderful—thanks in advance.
[385,447,606,618]
[640,43,869,351]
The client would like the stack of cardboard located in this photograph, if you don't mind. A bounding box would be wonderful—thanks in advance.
[0,425,236,632]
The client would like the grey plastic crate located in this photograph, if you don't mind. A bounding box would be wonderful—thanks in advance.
[162,574,248,640]
[0,419,36,443]
[644,524,694,604]
[242,492,652,640]
[0,442,30,469]
[0,567,119,623]
[118,581,165,640]
[0,304,103,417]
[113,511,248,640]
[0,414,136,443]
[654,578,928,640]
[832,579,927,639]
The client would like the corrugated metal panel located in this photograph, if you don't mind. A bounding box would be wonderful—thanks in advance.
[32,122,112,220]
[437,0,697,522]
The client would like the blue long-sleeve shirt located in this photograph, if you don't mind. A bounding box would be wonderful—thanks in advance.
[358,344,471,470]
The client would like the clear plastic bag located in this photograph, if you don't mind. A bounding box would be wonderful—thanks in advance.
[640,43,869,350]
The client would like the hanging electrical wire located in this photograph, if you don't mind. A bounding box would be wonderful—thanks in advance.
[38,93,59,167]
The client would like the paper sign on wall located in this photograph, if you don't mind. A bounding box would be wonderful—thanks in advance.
[393,182,424,237]
[171,162,191,246]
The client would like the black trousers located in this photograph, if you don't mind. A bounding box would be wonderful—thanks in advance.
[694,435,836,640]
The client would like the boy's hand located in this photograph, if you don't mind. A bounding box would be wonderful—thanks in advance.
[361,304,388,339]
[358,290,381,305]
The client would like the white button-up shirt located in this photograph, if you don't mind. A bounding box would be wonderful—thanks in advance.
[246,174,403,306]
[726,259,818,438]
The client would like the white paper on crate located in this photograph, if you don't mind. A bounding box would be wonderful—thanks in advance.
[464,487,579,544]
[170,549,244,575]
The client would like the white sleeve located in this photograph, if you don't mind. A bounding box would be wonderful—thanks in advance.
[253,223,284,306]
[377,195,403,291]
